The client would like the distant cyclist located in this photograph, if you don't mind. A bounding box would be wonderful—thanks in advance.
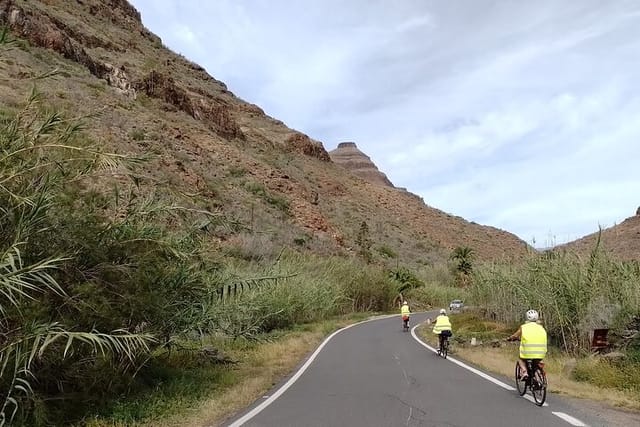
[432,308,452,349]
[401,301,411,330]
[507,309,547,380]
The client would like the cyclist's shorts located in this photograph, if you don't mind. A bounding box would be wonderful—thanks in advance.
[402,315,409,321]
[441,330,452,337]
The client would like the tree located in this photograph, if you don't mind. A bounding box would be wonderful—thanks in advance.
[451,246,474,275]
[355,221,372,263]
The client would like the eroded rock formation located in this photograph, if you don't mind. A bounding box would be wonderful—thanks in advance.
[329,142,394,187]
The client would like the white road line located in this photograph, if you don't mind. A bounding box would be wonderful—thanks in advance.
[552,412,589,426]
[522,393,547,406]
[410,325,517,392]
[225,314,396,427]
[411,324,593,426]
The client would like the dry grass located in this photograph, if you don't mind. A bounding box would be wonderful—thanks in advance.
[417,325,640,410]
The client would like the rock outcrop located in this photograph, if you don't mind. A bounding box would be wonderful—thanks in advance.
[329,142,394,187]
[284,132,331,161]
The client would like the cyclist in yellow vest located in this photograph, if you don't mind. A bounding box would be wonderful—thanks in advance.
[432,309,453,349]
[507,309,547,379]
[401,301,411,329]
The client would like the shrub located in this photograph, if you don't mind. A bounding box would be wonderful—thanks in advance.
[244,181,289,213]
[129,128,146,141]
[342,267,395,312]
[377,245,397,259]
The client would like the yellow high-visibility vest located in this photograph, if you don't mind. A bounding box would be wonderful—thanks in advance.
[401,305,410,316]
[520,322,548,359]
[432,315,452,334]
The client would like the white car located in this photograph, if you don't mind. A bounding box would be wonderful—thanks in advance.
[449,299,464,311]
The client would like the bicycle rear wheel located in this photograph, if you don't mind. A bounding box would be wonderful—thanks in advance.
[531,367,547,406]
[442,339,449,359]
[515,362,527,396]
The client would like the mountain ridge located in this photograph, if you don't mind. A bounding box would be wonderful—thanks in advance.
[0,0,531,263]
[556,212,640,260]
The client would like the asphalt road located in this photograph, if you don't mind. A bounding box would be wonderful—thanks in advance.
[224,312,597,427]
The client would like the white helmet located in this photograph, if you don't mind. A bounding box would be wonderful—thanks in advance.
[526,309,539,322]
[440,308,446,314]
[403,301,408,305]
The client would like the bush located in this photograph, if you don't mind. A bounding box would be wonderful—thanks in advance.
[341,267,396,312]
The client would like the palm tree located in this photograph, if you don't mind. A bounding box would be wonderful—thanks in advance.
[451,246,475,275]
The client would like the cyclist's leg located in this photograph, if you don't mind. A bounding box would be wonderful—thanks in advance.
[518,358,528,379]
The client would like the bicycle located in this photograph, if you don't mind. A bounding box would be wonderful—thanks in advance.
[515,359,547,406]
[402,316,410,332]
[437,332,450,358]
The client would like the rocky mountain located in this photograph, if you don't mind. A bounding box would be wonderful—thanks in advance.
[0,0,531,263]
[329,142,394,187]
[556,211,640,260]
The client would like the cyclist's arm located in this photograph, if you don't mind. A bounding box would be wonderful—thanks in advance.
[507,326,522,341]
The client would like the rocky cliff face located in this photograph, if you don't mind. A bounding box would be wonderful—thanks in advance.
[329,142,394,187]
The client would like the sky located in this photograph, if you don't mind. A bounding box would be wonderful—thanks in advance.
[129,0,640,247]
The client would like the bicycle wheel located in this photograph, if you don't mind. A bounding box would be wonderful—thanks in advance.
[531,367,547,406]
[515,362,527,395]
[442,339,448,359]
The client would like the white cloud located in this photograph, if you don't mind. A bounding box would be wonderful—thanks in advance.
[129,0,640,246]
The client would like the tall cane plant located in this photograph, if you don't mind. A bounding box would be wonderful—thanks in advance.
[0,33,154,425]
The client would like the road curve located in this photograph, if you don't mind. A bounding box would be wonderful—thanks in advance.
[224,312,594,427]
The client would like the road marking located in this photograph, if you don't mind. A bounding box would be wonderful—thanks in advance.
[522,393,547,406]
[410,325,518,392]
[225,314,397,427]
[552,412,588,426]
[411,324,592,426]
